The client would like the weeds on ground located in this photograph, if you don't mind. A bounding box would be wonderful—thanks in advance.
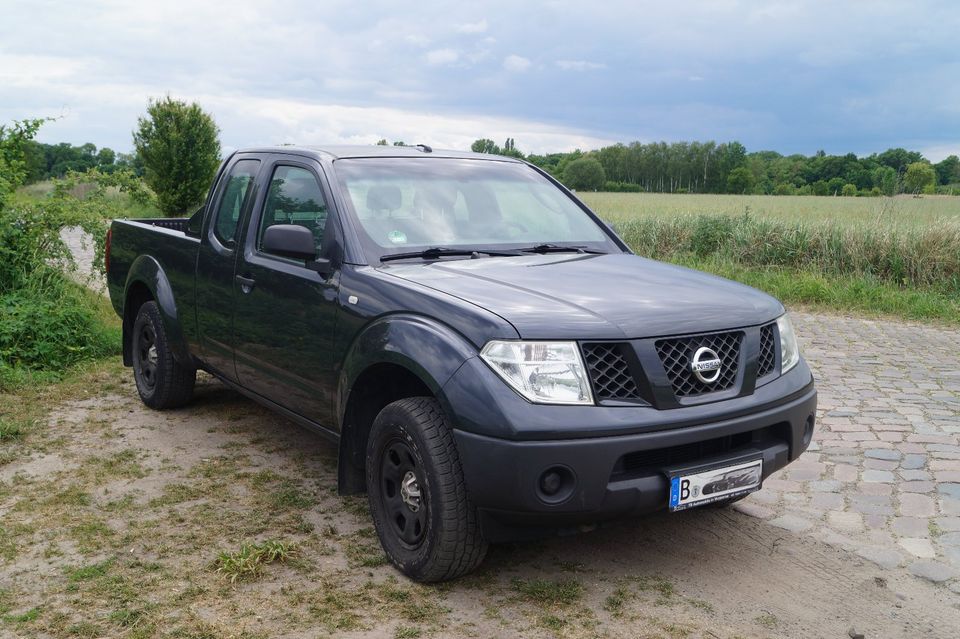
[215,540,295,583]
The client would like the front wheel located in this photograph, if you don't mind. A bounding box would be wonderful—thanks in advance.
[132,301,195,410]
[366,397,487,582]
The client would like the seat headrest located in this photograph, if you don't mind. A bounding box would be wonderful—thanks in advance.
[367,185,402,212]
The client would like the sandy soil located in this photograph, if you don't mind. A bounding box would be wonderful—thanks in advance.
[1,365,958,639]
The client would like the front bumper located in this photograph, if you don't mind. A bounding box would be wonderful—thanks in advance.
[449,377,817,542]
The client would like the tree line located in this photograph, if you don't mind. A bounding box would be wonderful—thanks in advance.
[469,138,960,196]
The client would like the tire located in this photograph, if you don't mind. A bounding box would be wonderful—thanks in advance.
[366,397,487,582]
[131,301,195,410]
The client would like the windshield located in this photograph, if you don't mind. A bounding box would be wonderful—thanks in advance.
[333,158,617,261]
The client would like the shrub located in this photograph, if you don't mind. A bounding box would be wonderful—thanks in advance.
[563,157,606,191]
[773,182,795,196]
[841,183,858,197]
[602,181,643,193]
[0,171,139,388]
[133,96,221,216]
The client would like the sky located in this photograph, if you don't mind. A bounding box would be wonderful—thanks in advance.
[2,0,959,160]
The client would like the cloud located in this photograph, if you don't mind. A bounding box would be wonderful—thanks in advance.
[556,60,606,72]
[502,54,531,72]
[918,143,960,163]
[1,0,958,157]
[403,34,430,48]
[199,94,615,154]
[456,19,488,34]
[425,48,459,66]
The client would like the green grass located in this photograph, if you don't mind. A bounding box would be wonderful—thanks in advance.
[214,539,295,582]
[511,578,584,606]
[581,192,960,229]
[0,416,30,441]
[576,193,960,323]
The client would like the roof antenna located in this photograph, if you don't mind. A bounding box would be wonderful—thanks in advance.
[415,144,433,153]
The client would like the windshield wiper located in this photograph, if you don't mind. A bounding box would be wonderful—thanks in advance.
[518,243,606,255]
[380,247,522,262]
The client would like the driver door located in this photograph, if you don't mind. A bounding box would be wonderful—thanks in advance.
[232,159,341,428]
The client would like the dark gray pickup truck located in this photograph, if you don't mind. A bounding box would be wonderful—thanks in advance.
[106,145,817,581]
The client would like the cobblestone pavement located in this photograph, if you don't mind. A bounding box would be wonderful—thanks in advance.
[736,312,960,591]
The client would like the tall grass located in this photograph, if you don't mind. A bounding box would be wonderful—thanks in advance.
[581,192,960,228]
[615,214,960,294]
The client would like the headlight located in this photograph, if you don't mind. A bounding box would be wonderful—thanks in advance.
[480,341,593,405]
[777,314,800,374]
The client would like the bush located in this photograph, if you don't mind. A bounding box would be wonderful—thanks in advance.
[0,172,139,388]
[133,96,221,216]
[602,181,643,193]
[773,183,795,196]
[563,157,606,191]
[841,183,858,197]
[0,280,117,372]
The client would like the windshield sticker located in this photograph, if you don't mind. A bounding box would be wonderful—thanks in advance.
[388,230,407,244]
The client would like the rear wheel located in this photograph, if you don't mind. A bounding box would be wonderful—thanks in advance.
[132,301,195,409]
[366,397,487,582]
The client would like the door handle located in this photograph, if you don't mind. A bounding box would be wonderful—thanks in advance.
[235,274,256,292]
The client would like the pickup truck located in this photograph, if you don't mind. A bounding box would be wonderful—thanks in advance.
[106,145,817,582]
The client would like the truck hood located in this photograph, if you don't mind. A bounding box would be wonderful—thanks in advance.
[380,253,784,339]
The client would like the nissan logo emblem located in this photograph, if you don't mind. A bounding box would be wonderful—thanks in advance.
[691,346,722,383]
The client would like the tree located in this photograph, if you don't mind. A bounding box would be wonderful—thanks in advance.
[133,96,221,216]
[841,183,858,197]
[376,139,388,146]
[96,147,116,167]
[903,162,936,194]
[562,157,606,190]
[0,118,45,210]
[726,166,753,194]
[935,155,960,185]
[471,138,500,154]
[876,148,923,174]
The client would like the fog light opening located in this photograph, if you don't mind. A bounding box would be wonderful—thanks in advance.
[537,465,576,504]
[802,415,815,449]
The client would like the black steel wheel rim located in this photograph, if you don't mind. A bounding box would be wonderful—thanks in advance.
[135,322,158,391]
[379,437,427,548]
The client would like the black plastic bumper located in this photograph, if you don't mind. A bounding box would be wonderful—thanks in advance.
[452,382,817,542]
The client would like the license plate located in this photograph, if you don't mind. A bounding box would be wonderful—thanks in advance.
[668,457,763,511]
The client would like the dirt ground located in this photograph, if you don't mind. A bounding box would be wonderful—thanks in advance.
[1,362,958,639]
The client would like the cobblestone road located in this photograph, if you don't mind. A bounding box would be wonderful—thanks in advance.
[738,312,960,591]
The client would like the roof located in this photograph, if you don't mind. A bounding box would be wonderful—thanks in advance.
[234,144,524,162]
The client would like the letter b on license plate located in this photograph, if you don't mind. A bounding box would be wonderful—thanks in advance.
[668,457,763,511]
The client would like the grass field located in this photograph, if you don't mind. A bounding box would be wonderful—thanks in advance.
[578,192,960,324]
[579,192,960,228]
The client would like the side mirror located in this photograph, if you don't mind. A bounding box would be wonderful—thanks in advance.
[262,224,317,261]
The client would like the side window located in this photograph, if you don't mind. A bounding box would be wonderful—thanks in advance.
[212,159,260,245]
[259,165,328,255]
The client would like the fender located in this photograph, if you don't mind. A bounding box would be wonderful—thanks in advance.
[122,255,192,366]
[337,313,480,424]
[334,313,484,494]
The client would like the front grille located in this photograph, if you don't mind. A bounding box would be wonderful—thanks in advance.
[758,323,776,377]
[655,331,742,397]
[582,343,641,401]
